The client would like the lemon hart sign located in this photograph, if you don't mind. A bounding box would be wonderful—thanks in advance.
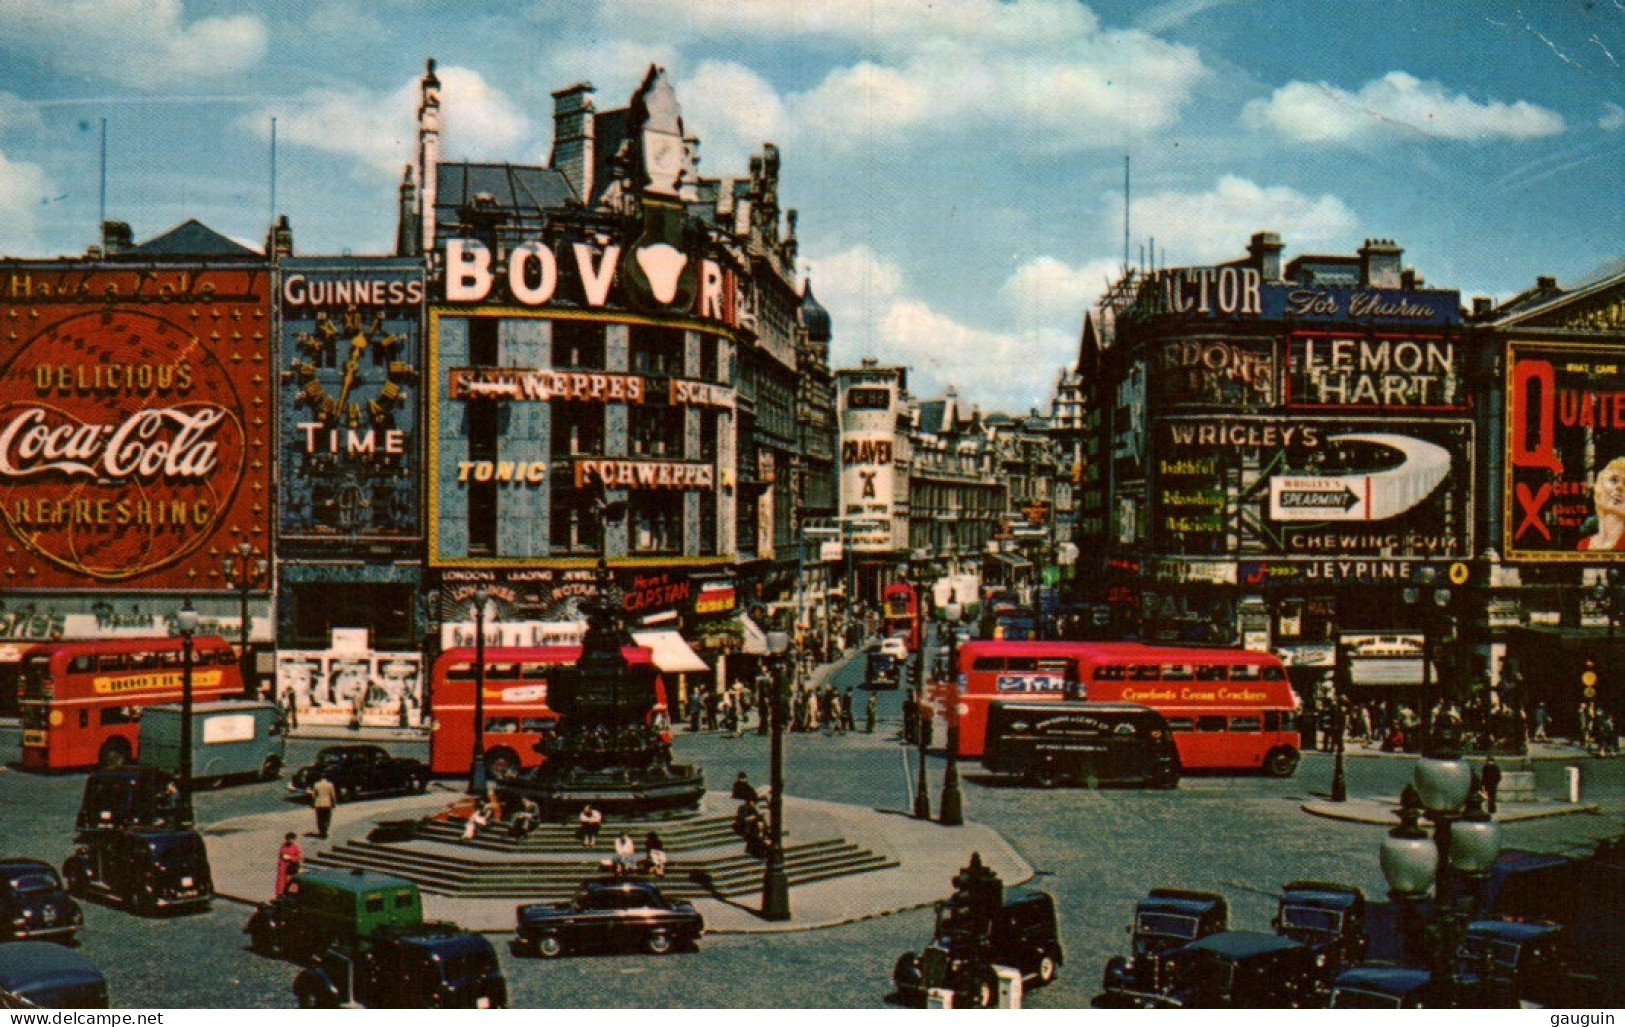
[0,266,270,588]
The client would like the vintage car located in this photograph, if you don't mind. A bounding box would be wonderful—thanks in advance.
[0,860,82,944]
[1272,881,1368,995]
[1151,931,1315,1008]
[288,745,429,800]
[1457,920,1574,1008]
[61,827,211,916]
[865,652,901,690]
[893,889,1063,1007]
[1329,965,1458,1009]
[292,922,507,1009]
[1097,889,1228,1006]
[879,636,910,662]
[512,878,704,958]
[74,767,179,833]
[0,942,107,1009]
[247,868,423,964]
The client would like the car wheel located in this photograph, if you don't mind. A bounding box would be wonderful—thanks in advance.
[536,934,564,959]
[126,887,152,917]
[408,773,427,794]
[261,755,282,782]
[251,926,282,957]
[295,986,325,1009]
[1264,748,1299,778]
[98,738,131,769]
[960,968,998,1009]
[645,931,674,955]
[1035,952,1059,986]
[62,864,88,897]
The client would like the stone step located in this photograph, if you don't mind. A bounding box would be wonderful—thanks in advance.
[411,816,740,853]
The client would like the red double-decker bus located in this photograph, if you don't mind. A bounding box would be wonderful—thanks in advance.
[882,582,922,652]
[944,640,1300,776]
[20,637,243,771]
[429,646,673,779]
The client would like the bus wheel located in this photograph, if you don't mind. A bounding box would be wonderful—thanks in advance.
[1032,761,1059,789]
[260,755,282,782]
[98,738,132,769]
[1264,748,1299,778]
[486,749,519,781]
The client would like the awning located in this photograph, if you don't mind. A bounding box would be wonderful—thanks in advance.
[1349,658,1441,686]
[738,614,770,656]
[630,630,710,674]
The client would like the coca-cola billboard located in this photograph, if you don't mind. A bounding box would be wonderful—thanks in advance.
[0,266,270,588]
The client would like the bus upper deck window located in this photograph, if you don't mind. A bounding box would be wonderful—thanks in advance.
[1195,664,1226,682]
[160,651,181,668]
[1130,665,1159,681]
[1263,665,1285,680]
[69,655,94,674]
[972,657,1004,672]
[130,653,157,670]
[521,664,552,680]
[1161,664,1193,682]
[1230,664,1262,681]
[98,654,126,672]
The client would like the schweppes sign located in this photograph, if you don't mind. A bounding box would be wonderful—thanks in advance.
[93,670,224,695]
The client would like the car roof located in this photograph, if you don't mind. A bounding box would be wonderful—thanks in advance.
[318,745,381,756]
[581,877,662,896]
[1183,931,1304,958]
[1280,882,1365,910]
[297,868,415,892]
[0,942,104,992]
[1466,919,1563,942]
[0,858,56,876]
[1143,889,1227,915]
[1334,966,1433,995]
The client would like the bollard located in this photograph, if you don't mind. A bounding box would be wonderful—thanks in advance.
[1568,765,1581,803]
[995,965,1024,1009]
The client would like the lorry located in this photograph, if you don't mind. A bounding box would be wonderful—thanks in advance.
[138,700,286,786]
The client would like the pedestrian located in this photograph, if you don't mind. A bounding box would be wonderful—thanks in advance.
[866,693,878,734]
[1481,757,1502,815]
[1600,709,1619,756]
[644,831,667,877]
[509,796,540,840]
[275,832,302,897]
[686,689,703,732]
[842,687,857,731]
[1534,702,1549,742]
[731,771,759,804]
[902,691,917,743]
[311,773,338,839]
[577,803,602,847]
[283,687,299,730]
[830,691,846,735]
[614,832,637,876]
[462,799,491,841]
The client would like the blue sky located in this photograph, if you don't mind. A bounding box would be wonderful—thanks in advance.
[0,0,1621,412]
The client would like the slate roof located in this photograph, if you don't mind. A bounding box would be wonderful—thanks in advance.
[121,219,259,258]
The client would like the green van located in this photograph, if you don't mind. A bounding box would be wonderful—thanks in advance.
[139,700,286,785]
[245,868,422,963]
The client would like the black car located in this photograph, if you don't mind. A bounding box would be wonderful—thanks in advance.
[61,827,212,916]
[512,879,704,958]
[1153,931,1315,1008]
[1329,966,1456,1009]
[864,652,901,690]
[75,767,179,833]
[288,745,429,800]
[1098,888,1229,1006]
[0,860,81,944]
[893,888,1063,1007]
[1272,881,1367,995]
[1456,919,1574,1008]
[0,942,107,1009]
[292,923,507,1009]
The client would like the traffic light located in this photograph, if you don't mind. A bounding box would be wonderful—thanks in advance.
[949,852,1003,929]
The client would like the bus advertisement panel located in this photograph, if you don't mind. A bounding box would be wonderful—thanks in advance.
[948,640,1299,776]
[429,646,672,779]
[20,637,243,770]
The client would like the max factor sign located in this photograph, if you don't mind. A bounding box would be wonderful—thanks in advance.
[1141,268,1459,326]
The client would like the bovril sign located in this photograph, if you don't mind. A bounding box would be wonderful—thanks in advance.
[440,237,749,329]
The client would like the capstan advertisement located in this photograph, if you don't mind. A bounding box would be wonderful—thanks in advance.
[0,266,271,588]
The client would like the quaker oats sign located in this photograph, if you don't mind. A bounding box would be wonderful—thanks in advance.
[0,266,270,587]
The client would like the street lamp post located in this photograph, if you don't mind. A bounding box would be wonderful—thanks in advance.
[221,541,267,698]
[762,629,792,921]
[911,574,931,821]
[419,588,440,725]
[1330,638,1348,803]
[939,591,965,826]
[176,598,199,825]
[469,587,489,795]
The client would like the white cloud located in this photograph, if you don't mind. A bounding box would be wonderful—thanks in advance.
[1126,175,1360,264]
[1601,103,1625,131]
[808,244,1099,412]
[601,0,1205,153]
[0,0,265,88]
[678,62,790,172]
[0,94,44,134]
[0,150,56,256]
[241,66,532,180]
[1242,71,1565,144]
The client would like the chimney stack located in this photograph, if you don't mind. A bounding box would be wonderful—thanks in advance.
[1247,232,1284,281]
[416,58,442,257]
[266,215,293,258]
[1358,238,1404,289]
[550,83,597,205]
[100,221,132,256]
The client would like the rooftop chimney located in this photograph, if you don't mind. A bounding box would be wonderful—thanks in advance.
[550,82,597,205]
[101,221,132,256]
[1537,275,1558,291]
[1472,296,1494,317]
[416,58,442,257]
[1358,238,1404,289]
[266,214,293,258]
[1247,231,1284,281]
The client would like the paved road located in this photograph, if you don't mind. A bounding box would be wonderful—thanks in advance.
[2,637,1621,1008]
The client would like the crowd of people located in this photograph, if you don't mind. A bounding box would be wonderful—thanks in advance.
[1315,694,1621,755]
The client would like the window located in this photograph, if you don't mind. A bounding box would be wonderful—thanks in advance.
[551,407,604,458]
[1196,716,1227,733]
[1166,717,1194,732]
[629,324,683,376]
[630,492,683,554]
[466,397,499,556]
[698,490,717,555]
[130,653,158,671]
[100,707,137,727]
[1230,664,1263,681]
[446,663,475,681]
[973,657,1005,673]
[486,663,520,680]
[1161,664,1194,682]
[98,654,127,672]
[1130,665,1159,681]
[629,405,684,458]
[551,320,605,370]
[468,318,498,366]
[1230,716,1262,732]
[550,493,602,552]
[699,334,720,382]
[699,411,718,461]
[69,655,93,673]
[366,895,385,913]
[395,892,415,909]
[1194,664,1227,682]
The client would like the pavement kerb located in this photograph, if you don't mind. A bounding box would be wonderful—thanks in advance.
[1300,795,1601,826]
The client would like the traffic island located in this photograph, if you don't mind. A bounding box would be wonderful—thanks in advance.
[202,790,1031,933]
[1302,795,1597,825]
